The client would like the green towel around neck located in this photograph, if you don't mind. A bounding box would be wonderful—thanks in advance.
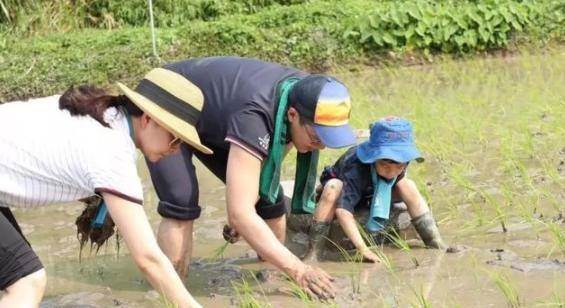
[365,164,396,232]
[258,77,318,214]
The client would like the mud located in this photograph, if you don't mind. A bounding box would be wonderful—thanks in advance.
[9,157,561,308]
[3,53,564,307]
[75,196,118,260]
[487,248,565,272]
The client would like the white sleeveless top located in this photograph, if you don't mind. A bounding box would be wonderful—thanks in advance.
[0,96,143,208]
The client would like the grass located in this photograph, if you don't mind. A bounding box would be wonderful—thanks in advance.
[210,241,230,262]
[488,271,522,308]
[196,50,563,306]
[318,51,562,306]
[410,285,433,308]
[541,220,565,257]
[535,292,564,307]
[385,228,420,268]
[157,293,178,308]
[232,272,272,308]
[161,49,565,306]
[1,0,564,101]
[284,277,317,306]
[339,50,565,234]
[6,36,563,306]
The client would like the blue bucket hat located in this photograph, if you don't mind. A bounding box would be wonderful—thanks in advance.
[356,117,424,164]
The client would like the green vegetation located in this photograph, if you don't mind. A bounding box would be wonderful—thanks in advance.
[1,0,563,101]
[488,271,522,307]
[1,1,563,307]
[232,274,272,308]
[542,220,565,257]
[210,241,230,262]
[348,0,564,53]
[339,51,564,238]
[0,0,310,33]
[410,285,433,308]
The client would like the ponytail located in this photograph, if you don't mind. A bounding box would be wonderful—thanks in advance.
[59,85,143,127]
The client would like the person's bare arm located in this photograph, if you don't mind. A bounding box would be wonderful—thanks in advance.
[226,144,335,299]
[102,193,201,308]
[335,208,380,263]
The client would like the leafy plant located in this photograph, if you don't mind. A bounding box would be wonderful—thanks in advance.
[346,0,559,53]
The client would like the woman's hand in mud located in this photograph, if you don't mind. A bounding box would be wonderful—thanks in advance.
[360,248,381,263]
[293,264,336,301]
[222,224,240,244]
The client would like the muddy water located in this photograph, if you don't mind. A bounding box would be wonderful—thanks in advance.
[6,53,565,307]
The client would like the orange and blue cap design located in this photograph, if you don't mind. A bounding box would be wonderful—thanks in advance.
[289,75,355,148]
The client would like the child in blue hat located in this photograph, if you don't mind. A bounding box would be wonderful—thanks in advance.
[303,116,447,262]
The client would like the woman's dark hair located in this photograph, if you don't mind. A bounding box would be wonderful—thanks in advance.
[59,85,143,128]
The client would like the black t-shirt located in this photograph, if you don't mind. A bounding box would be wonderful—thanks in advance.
[326,146,406,213]
[164,57,308,159]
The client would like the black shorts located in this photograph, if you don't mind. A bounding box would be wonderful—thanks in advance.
[0,207,44,290]
[146,143,286,221]
[317,166,401,212]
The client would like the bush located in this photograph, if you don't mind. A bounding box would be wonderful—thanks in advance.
[0,0,562,101]
[0,0,312,34]
[346,0,563,53]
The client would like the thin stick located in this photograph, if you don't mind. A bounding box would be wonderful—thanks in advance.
[147,0,161,61]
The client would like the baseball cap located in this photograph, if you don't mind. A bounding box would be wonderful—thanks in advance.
[288,75,356,148]
[356,116,424,164]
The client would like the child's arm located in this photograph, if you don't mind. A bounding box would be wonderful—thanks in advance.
[335,208,381,263]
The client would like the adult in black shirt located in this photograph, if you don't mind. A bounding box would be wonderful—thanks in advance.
[132,57,357,299]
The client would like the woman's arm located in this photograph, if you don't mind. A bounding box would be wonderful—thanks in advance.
[102,192,201,308]
[226,144,335,299]
[335,208,380,263]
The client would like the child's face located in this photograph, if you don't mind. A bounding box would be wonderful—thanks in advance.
[375,159,407,181]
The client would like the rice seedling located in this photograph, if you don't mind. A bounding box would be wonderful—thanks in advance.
[324,236,365,295]
[325,237,359,263]
[157,293,178,308]
[385,228,419,267]
[479,188,508,233]
[282,275,317,306]
[1,38,560,306]
[487,271,521,308]
[357,224,396,273]
[534,291,564,307]
[409,285,432,308]
[210,241,230,262]
[232,274,272,308]
[539,220,565,257]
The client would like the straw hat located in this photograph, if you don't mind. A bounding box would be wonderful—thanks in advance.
[117,68,213,154]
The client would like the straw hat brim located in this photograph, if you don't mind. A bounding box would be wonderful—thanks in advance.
[117,82,213,155]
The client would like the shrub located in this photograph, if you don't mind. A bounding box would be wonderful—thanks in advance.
[345,0,561,53]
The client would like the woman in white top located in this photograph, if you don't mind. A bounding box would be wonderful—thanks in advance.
[0,84,203,308]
